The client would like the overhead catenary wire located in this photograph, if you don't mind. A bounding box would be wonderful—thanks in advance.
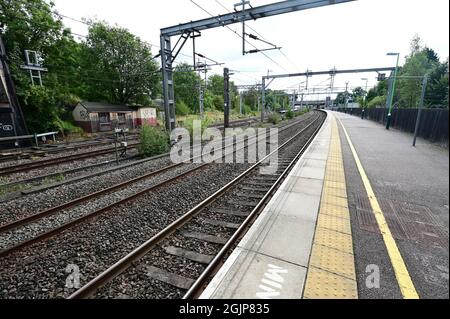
[189,0,290,74]
[4,1,196,62]
[214,0,301,73]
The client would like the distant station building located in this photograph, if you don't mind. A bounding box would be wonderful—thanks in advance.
[73,102,157,133]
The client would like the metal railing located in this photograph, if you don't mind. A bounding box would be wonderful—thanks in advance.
[0,131,58,147]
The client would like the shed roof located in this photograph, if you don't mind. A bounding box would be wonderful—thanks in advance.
[79,102,134,113]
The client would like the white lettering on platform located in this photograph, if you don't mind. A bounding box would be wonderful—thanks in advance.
[256,264,288,299]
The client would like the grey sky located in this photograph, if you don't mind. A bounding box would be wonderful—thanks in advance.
[52,0,449,96]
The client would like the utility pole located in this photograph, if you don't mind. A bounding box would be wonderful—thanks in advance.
[239,90,243,115]
[386,52,400,130]
[413,75,428,147]
[261,77,266,122]
[224,68,230,128]
[361,77,368,119]
[344,81,349,110]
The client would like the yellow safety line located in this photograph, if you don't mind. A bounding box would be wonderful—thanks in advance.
[337,117,419,299]
[303,115,358,299]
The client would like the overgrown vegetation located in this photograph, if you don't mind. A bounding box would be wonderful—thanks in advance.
[268,113,282,125]
[176,100,190,116]
[183,116,213,140]
[138,124,169,157]
[53,116,84,142]
[286,110,294,119]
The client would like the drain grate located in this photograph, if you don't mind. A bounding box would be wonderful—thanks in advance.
[351,194,447,249]
[355,208,379,234]
[354,193,372,211]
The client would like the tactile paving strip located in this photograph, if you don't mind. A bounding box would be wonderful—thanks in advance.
[303,267,358,299]
[317,213,352,235]
[303,115,358,299]
[309,244,356,279]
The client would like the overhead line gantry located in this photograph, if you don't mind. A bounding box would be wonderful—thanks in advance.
[159,0,356,131]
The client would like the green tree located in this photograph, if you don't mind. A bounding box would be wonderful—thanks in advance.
[173,63,201,113]
[352,87,366,100]
[0,0,84,132]
[207,74,224,96]
[83,21,160,105]
[425,59,449,107]
[212,94,224,111]
[175,100,190,116]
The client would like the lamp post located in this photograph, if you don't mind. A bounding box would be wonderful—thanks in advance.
[386,52,400,130]
[361,77,368,119]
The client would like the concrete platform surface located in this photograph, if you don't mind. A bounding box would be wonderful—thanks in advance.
[335,112,449,299]
[200,112,354,299]
[200,110,449,300]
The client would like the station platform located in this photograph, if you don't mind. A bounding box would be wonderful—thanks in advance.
[200,111,449,299]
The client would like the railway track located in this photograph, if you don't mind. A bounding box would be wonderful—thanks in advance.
[0,134,140,164]
[0,142,140,177]
[0,114,314,256]
[0,117,263,188]
[0,117,255,165]
[0,112,322,299]
[67,111,326,299]
[0,113,313,198]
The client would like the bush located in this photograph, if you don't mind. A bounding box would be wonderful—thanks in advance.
[213,95,224,111]
[242,104,253,115]
[184,117,213,140]
[367,95,386,108]
[268,113,281,125]
[286,110,294,119]
[138,124,169,157]
[53,117,84,141]
[176,100,190,116]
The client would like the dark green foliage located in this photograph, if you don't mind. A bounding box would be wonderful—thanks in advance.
[0,0,161,133]
[352,87,367,99]
[173,63,201,113]
[286,109,294,119]
[176,100,190,116]
[212,95,224,111]
[82,22,160,105]
[366,35,448,109]
[268,113,281,125]
[138,124,169,157]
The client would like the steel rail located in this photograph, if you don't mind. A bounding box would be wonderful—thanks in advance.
[0,116,310,257]
[0,164,208,258]
[0,143,139,176]
[68,112,324,299]
[0,136,140,163]
[184,111,326,298]
[0,115,308,232]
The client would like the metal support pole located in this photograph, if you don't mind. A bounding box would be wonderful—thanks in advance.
[257,95,261,112]
[384,77,393,125]
[160,35,176,132]
[413,75,428,147]
[224,68,230,129]
[114,131,119,165]
[386,54,400,130]
[239,91,243,115]
[261,77,266,122]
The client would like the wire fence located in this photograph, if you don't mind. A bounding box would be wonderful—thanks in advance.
[337,107,449,148]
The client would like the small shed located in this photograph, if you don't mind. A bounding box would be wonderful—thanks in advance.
[134,107,158,127]
[73,102,134,133]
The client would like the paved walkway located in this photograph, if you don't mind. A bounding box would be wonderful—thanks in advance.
[200,111,449,299]
[336,111,449,299]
